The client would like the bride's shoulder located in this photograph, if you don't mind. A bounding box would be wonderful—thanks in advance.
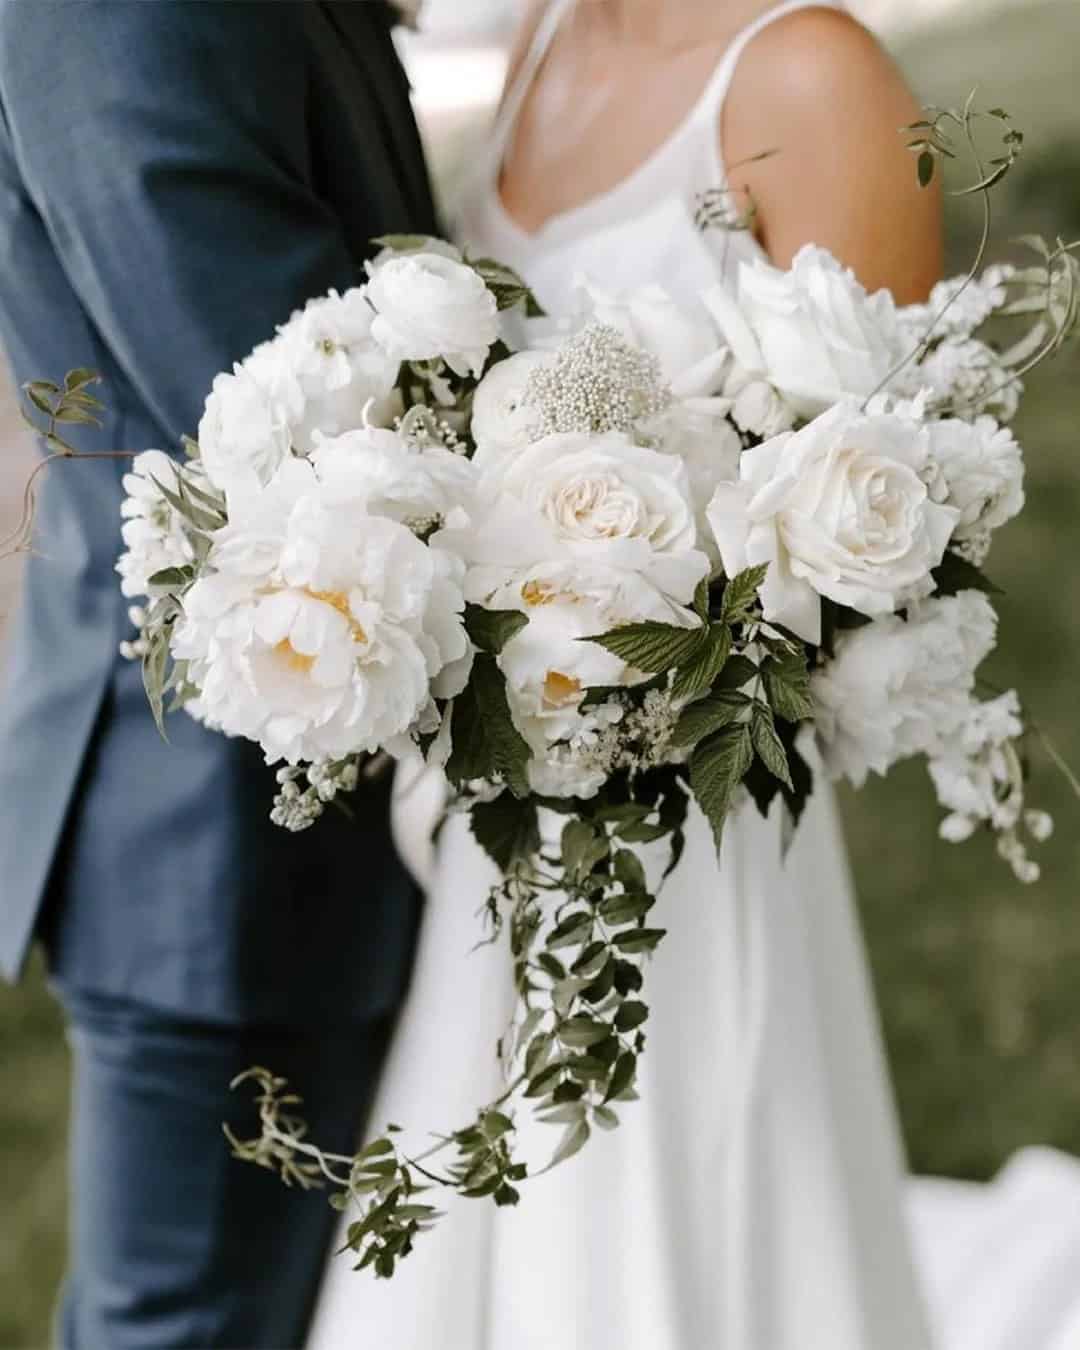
[724,6,942,300]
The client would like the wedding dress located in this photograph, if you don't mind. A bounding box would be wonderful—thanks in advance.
[308,4,1080,1347]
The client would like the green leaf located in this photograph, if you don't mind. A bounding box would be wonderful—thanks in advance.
[524,1032,553,1079]
[751,702,793,790]
[603,1051,637,1104]
[597,890,653,927]
[671,691,747,748]
[692,576,711,622]
[446,654,531,797]
[585,621,706,674]
[560,819,607,883]
[713,654,758,691]
[548,1118,590,1167]
[613,960,644,996]
[371,233,441,253]
[592,1104,620,1131]
[690,724,754,849]
[469,795,540,872]
[146,565,195,591]
[614,1001,649,1032]
[761,650,814,724]
[524,1063,563,1097]
[63,367,100,392]
[556,1017,611,1048]
[931,550,1003,598]
[671,626,732,702]
[918,150,935,188]
[547,910,592,951]
[612,848,647,894]
[612,927,666,954]
[721,564,769,623]
[464,604,528,655]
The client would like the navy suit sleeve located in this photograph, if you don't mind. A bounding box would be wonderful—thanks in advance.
[0,1,362,444]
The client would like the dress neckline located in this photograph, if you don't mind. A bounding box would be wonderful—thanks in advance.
[489,0,846,250]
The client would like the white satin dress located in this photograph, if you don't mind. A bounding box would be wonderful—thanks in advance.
[308,4,1080,1347]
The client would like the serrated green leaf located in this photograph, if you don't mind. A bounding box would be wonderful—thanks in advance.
[751,702,793,789]
[585,621,705,674]
[714,654,758,690]
[671,690,747,747]
[721,564,769,622]
[671,625,731,702]
[464,604,528,655]
[931,551,1003,598]
[446,654,530,797]
[692,575,711,621]
[469,795,539,872]
[761,650,814,724]
[690,724,754,849]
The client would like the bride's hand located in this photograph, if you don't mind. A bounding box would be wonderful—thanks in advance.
[722,6,943,303]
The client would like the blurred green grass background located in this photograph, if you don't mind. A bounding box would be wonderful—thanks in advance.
[2,2,1080,1344]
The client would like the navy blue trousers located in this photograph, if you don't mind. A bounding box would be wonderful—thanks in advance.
[55,985,391,1350]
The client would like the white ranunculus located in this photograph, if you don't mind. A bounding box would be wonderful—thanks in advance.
[704,244,909,419]
[365,251,499,378]
[722,366,796,439]
[812,590,998,787]
[198,364,292,497]
[916,337,1021,423]
[470,350,549,457]
[260,288,401,451]
[311,424,476,532]
[171,464,470,764]
[453,430,708,607]
[926,416,1024,562]
[116,450,198,598]
[707,401,959,644]
[573,279,727,397]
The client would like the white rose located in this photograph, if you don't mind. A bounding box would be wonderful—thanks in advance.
[171,464,470,764]
[704,244,909,419]
[198,364,292,497]
[643,401,742,559]
[723,367,796,439]
[470,350,549,458]
[926,416,1024,562]
[365,251,499,378]
[573,279,727,397]
[813,590,998,787]
[452,430,708,607]
[707,401,959,644]
[116,450,198,598]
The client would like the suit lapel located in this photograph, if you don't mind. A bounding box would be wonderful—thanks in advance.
[316,0,437,232]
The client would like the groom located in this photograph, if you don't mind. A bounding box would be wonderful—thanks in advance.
[0,3,435,1346]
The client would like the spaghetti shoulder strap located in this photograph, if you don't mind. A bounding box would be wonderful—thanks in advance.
[692,0,848,127]
[490,0,574,161]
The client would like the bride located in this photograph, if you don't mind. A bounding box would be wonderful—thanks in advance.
[309,3,1080,1348]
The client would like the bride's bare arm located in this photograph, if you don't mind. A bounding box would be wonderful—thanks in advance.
[723,6,943,302]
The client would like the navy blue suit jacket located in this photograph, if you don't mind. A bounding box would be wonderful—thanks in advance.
[0,1,435,1025]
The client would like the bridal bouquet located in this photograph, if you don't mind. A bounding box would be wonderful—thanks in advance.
[34,101,1064,1274]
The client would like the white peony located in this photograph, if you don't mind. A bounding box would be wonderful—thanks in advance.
[198,364,292,496]
[572,279,727,397]
[311,423,476,533]
[470,349,549,457]
[456,430,708,607]
[255,288,401,452]
[812,590,998,787]
[489,559,688,798]
[704,244,909,419]
[116,450,198,598]
[707,401,959,644]
[926,416,1024,563]
[365,251,499,378]
[171,458,470,764]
